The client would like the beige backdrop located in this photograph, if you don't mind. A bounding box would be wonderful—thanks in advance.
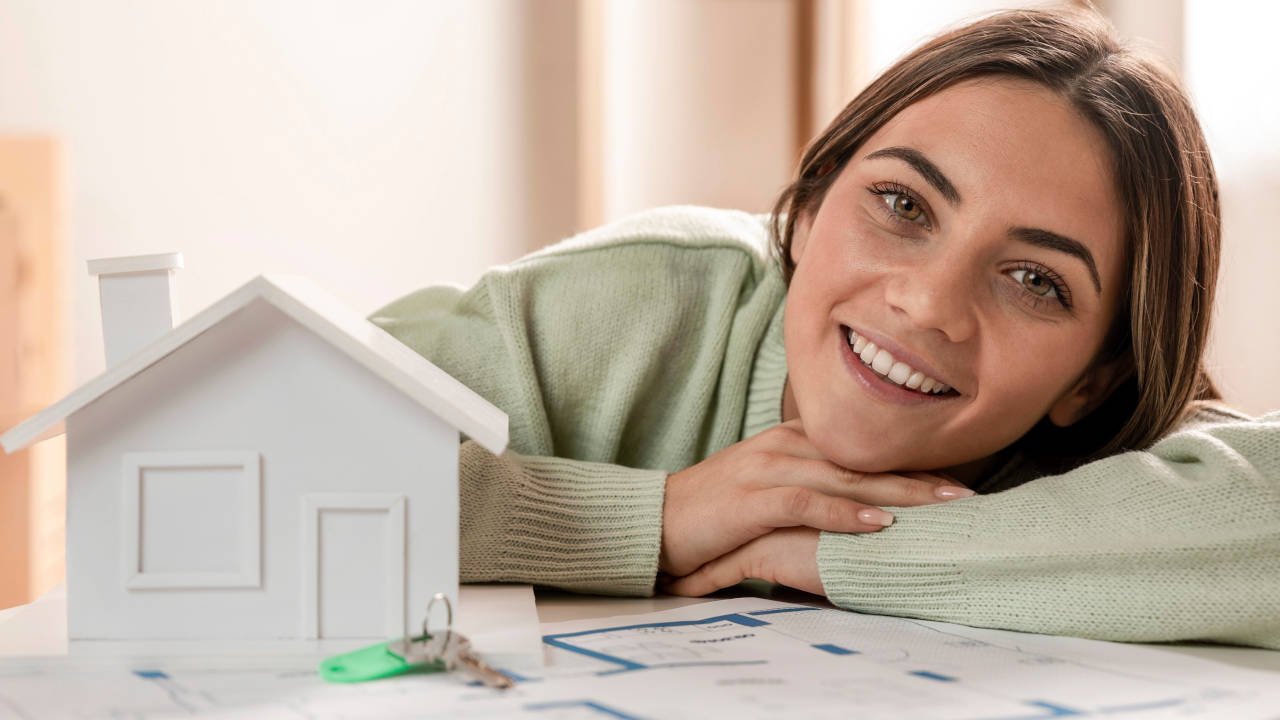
[0,0,1275,607]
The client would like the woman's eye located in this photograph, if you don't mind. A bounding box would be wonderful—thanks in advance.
[1008,267,1064,304]
[867,183,931,229]
[884,193,925,223]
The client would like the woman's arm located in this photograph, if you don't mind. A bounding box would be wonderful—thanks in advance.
[816,410,1280,649]
[458,440,667,595]
[371,279,669,595]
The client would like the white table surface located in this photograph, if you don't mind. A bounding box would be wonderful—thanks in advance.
[0,584,541,664]
[3,583,1279,675]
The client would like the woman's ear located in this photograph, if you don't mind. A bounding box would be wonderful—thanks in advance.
[1047,360,1128,427]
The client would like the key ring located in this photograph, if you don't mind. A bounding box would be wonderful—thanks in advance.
[388,592,455,662]
[420,592,458,659]
[424,592,453,639]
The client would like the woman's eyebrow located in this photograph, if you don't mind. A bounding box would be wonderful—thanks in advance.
[864,146,961,205]
[1010,227,1103,294]
[864,145,1102,295]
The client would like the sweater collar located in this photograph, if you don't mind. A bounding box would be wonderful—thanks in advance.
[743,282,789,440]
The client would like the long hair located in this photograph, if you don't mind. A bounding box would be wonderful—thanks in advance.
[770,8,1220,463]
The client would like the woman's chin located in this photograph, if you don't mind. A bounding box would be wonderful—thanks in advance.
[812,431,968,474]
[814,436,923,473]
[799,409,987,473]
[820,438,998,485]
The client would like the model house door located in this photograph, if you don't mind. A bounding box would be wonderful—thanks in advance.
[301,493,407,639]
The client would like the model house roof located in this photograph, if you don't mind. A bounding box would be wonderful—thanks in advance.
[0,275,509,455]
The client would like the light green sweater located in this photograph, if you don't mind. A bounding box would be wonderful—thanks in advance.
[370,206,1280,649]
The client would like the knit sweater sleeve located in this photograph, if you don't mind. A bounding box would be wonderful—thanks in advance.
[369,208,783,597]
[817,410,1280,649]
[369,278,667,596]
[457,441,664,595]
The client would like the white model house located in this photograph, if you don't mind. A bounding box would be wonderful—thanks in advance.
[0,254,507,641]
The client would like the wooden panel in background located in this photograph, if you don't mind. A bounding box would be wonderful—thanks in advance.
[0,200,29,608]
[0,137,65,610]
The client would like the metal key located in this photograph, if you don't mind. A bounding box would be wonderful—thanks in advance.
[389,593,513,690]
[429,629,514,689]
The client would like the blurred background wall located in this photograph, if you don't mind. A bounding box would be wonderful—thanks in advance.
[1,0,1276,607]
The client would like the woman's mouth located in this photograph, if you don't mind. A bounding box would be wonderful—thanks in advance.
[839,325,960,402]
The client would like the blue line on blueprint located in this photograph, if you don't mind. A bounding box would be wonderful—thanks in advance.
[543,613,772,670]
[746,607,821,616]
[133,670,169,680]
[1022,700,1085,717]
[812,643,858,655]
[597,660,769,677]
[1097,698,1185,714]
[910,670,958,682]
[971,699,1087,720]
[542,638,646,671]
[525,699,646,720]
[544,613,770,641]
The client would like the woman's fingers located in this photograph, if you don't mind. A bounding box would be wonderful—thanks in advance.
[747,486,894,533]
[665,528,824,597]
[760,457,972,507]
[750,422,974,506]
[903,470,957,484]
[657,417,975,579]
[664,548,748,597]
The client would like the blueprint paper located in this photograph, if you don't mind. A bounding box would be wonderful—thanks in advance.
[535,598,1280,718]
[2,597,1280,718]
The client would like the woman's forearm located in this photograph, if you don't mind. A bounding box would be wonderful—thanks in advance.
[818,411,1280,649]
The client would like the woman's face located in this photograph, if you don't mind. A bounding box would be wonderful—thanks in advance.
[784,77,1126,475]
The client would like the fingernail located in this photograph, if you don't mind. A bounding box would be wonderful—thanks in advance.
[934,486,976,499]
[857,508,895,527]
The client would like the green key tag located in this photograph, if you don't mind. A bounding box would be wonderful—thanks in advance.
[319,634,445,683]
[320,592,456,683]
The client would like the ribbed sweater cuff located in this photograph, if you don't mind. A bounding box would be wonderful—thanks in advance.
[817,502,980,620]
[460,444,667,597]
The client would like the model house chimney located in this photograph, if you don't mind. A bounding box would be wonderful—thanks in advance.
[87,252,183,367]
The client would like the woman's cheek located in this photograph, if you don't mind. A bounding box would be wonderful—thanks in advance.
[856,218,926,271]
[981,336,1074,424]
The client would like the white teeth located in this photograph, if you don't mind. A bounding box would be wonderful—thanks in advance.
[848,328,868,353]
[870,348,895,375]
[859,342,878,364]
[887,362,912,385]
[846,328,951,395]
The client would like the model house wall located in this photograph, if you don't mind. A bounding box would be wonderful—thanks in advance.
[65,298,460,639]
[2,265,507,642]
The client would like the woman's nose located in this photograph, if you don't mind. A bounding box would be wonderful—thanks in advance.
[882,257,978,343]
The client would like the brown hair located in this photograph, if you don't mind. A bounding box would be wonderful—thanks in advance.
[771,8,1220,463]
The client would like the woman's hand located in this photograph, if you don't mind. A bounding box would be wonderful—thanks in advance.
[664,528,824,597]
[660,418,969,577]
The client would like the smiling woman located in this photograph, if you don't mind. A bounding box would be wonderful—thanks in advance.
[371,7,1279,649]
[773,16,1221,477]
[780,77,1134,480]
